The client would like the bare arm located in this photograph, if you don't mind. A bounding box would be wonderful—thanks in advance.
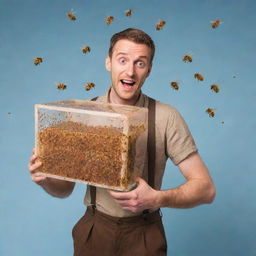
[156,152,215,208]
[29,149,75,198]
[109,152,215,212]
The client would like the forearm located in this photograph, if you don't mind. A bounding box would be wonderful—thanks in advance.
[155,179,215,209]
[40,178,75,198]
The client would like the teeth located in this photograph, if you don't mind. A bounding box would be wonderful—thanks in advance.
[121,79,135,85]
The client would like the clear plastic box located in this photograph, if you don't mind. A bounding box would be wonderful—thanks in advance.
[35,99,148,191]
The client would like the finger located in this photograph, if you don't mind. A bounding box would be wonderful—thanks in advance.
[29,161,42,173]
[108,190,131,200]
[122,206,140,213]
[110,190,138,201]
[32,175,46,185]
[135,176,146,185]
[29,154,37,163]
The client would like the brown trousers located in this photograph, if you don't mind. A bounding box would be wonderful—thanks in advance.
[72,207,167,256]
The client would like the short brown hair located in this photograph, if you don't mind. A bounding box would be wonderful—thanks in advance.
[108,28,155,63]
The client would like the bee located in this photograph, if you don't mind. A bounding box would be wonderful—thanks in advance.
[211,84,219,93]
[106,16,114,25]
[67,9,76,21]
[156,20,166,30]
[206,108,216,117]
[56,83,67,90]
[170,81,179,90]
[194,73,204,81]
[85,82,95,91]
[211,19,222,29]
[82,46,91,54]
[183,54,193,63]
[34,57,43,65]
[7,112,11,115]
[221,121,224,124]
[125,9,133,17]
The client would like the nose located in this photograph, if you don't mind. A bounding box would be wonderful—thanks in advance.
[125,63,135,77]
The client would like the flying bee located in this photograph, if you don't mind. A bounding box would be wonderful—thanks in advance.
[156,20,166,30]
[125,9,133,17]
[194,73,204,81]
[211,84,219,93]
[183,54,193,63]
[82,46,90,54]
[206,108,216,117]
[85,82,95,91]
[106,16,114,25]
[56,83,67,90]
[211,19,222,29]
[67,8,76,21]
[170,81,179,90]
[34,57,43,65]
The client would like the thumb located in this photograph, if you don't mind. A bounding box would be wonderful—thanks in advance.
[135,176,145,185]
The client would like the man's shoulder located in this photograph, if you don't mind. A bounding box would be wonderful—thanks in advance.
[89,94,107,102]
[144,94,179,115]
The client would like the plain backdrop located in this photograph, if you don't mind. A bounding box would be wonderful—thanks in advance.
[0,0,255,255]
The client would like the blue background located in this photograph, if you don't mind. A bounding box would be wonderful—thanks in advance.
[0,0,255,255]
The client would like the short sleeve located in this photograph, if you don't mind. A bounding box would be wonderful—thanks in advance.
[166,108,198,165]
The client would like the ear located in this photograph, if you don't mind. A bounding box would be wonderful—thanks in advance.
[146,64,152,77]
[105,56,111,72]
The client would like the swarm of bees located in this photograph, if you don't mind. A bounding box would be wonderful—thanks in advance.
[170,81,179,90]
[56,83,67,90]
[82,46,91,54]
[211,20,222,29]
[194,73,204,81]
[85,82,95,91]
[106,16,114,25]
[125,9,133,17]
[156,20,166,30]
[34,57,43,65]
[67,11,76,21]
[211,84,219,93]
[206,108,215,117]
[183,54,193,63]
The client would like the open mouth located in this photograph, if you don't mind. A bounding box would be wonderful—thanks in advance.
[120,79,136,86]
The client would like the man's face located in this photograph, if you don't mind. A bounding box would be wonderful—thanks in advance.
[106,39,152,105]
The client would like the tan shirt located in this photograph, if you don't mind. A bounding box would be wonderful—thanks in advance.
[84,91,198,217]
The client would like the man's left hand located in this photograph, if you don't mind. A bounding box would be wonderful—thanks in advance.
[108,177,159,213]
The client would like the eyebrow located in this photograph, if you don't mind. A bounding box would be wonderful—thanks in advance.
[115,52,149,60]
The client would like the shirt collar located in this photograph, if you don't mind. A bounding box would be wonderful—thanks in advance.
[100,87,146,107]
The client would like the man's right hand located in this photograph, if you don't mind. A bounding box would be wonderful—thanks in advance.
[28,148,46,185]
[28,148,75,198]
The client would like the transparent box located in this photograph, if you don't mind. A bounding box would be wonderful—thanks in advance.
[35,99,148,191]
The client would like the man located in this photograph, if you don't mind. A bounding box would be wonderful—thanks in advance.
[29,28,215,256]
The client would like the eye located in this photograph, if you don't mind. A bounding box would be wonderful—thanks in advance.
[118,57,126,64]
[136,61,145,68]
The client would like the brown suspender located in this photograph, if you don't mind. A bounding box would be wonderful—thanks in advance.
[90,96,156,211]
[147,97,156,188]
[90,97,98,211]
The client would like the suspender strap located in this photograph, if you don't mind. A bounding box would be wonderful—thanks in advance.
[90,96,98,213]
[142,97,156,215]
[147,97,156,188]
[91,96,98,101]
[90,185,96,214]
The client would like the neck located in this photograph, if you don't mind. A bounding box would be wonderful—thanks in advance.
[109,88,141,106]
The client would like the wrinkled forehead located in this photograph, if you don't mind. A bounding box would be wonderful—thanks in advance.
[112,39,152,60]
